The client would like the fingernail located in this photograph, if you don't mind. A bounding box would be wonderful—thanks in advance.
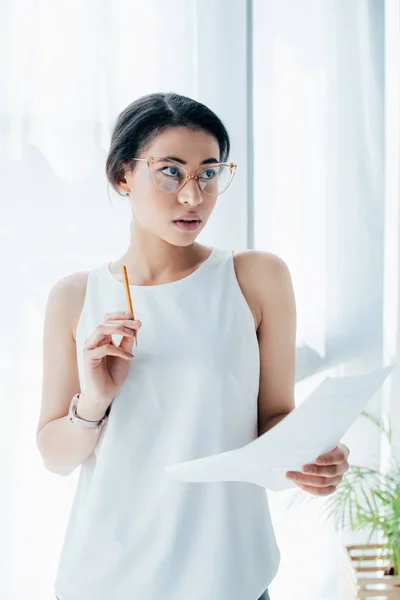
[286,472,297,479]
[125,311,133,316]
[316,458,326,464]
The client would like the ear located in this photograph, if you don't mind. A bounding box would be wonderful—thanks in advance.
[116,162,131,195]
[118,179,130,195]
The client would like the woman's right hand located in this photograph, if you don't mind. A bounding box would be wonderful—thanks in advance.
[82,311,142,411]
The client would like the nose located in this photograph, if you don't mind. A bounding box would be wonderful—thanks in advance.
[177,176,203,205]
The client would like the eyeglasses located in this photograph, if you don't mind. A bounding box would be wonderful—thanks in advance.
[129,156,237,196]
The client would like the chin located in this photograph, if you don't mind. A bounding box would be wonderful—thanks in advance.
[163,233,201,248]
[172,237,200,248]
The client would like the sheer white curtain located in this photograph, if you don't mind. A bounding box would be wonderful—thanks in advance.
[0,1,395,600]
[253,0,386,372]
[383,0,400,468]
[1,2,252,599]
[252,2,392,600]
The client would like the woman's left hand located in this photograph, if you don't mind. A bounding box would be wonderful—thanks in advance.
[285,443,350,496]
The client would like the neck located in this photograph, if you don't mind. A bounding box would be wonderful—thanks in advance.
[110,226,206,285]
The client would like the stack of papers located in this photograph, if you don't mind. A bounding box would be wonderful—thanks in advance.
[165,364,395,491]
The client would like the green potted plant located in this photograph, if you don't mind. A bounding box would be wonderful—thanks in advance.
[288,411,400,576]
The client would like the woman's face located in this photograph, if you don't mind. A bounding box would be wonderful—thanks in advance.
[118,126,221,246]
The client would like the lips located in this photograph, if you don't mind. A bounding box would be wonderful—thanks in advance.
[174,219,200,222]
[174,220,202,231]
[173,214,202,222]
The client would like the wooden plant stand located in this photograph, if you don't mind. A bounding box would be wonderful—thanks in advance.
[341,544,400,599]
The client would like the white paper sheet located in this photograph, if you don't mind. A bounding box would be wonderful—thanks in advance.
[165,364,396,491]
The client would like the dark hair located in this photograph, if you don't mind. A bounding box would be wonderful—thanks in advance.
[106,92,231,197]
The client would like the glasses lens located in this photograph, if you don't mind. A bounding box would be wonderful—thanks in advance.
[198,164,233,195]
[151,161,186,193]
[149,160,235,195]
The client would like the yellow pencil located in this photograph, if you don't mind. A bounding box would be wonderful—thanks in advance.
[122,265,137,346]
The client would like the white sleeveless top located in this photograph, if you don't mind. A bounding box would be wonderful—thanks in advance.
[54,247,280,600]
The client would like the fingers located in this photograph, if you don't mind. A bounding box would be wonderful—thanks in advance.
[301,461,349,476]
[101,313,142,337]
[105,320,142,330]
[288,472,343,487]
[335,442,350,460]
[295,483,337,496]
[85,322,141,350]
[83,311,143,363]
[88,343,134,362]
[102,311,135,323]
[316,443,349,465]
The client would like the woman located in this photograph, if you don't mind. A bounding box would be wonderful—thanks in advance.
[36,92,348,600]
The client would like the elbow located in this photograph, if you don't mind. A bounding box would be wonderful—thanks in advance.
[42,458,75,477]
[258,411,293,436]
[36,434,75,478]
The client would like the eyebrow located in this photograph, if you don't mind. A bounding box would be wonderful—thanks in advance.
[163,156,220,165]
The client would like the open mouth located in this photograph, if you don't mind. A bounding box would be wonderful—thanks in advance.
[174,220,202,231]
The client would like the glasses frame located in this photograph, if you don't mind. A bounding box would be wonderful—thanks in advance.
[130,156,237,196]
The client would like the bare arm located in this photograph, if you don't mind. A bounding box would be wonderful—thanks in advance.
[254,253,297,436]
[36,273,107,476]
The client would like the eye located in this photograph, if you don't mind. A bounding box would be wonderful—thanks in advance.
[200,167,218,179]
[160,165,183,178]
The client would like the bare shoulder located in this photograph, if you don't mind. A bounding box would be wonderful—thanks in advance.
[47,270,89,341]
[233,249,289,274]
[233,250,292,331]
